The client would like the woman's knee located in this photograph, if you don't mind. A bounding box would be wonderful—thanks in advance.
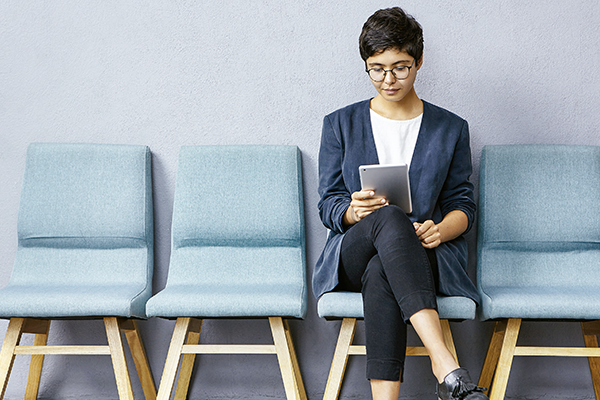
[375,205,410,221]
[370,205,414,233]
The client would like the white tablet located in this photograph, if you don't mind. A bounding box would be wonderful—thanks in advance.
[359,164,412,213]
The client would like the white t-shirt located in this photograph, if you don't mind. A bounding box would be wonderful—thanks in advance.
[370,109,422,167]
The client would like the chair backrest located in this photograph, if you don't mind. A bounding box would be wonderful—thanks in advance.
[10,143,153,305]
[477,144,600,290]
[166,145,306,289]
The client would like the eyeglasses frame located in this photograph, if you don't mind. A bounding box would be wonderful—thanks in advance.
[366,59,416,82]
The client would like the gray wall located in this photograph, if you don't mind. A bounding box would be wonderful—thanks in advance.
[1,1,600,399]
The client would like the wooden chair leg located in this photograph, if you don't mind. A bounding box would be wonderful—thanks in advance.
[323,318,357,400]
[275,318,306,400]
[270,317,307,400]
[105,317,134,400]
[24,319,50,400]
[156,317,193,400]
[174,319,202,400]
[121,319,157,400]
[582,321,600,400]
[489,318,520,400]
[478,320,508,395]
[0,318,26,400]
[440,320,458,363]
[283,319,306,400]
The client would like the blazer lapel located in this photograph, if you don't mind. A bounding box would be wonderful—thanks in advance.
[361,100,380,166]
[409,101,434,204]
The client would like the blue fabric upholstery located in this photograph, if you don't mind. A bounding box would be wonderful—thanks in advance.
[317,292,476,320]
[0,143,154,318]
[477,144,600,320]
[146,145,306,319]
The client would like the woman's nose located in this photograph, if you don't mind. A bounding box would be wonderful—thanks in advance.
[383,70,396,84]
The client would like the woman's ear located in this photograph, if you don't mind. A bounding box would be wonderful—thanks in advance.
[416,55,424,70]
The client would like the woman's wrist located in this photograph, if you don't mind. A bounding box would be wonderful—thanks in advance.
[343,206,358,227]
[437,210,469,243]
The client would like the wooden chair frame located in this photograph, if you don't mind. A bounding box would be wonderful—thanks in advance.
[0,317,156,400]
[478,318,600,400]
[156,316,306,400]
[323,317,458,400]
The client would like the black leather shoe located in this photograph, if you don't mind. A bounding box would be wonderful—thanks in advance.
[436,368,488,400]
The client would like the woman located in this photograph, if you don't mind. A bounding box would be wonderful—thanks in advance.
[313,7,487,400]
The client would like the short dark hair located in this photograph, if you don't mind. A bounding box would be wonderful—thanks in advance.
[359,7,424,63]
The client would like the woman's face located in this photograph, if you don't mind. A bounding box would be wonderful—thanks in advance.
[366,48,421,104]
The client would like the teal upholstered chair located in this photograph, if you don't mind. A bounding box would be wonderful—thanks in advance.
[477,145,600,400]
[146,145,307,400]
[317,292,476,399]
[0,143,156,400]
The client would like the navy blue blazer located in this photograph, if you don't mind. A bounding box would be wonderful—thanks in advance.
[313,99,480,303]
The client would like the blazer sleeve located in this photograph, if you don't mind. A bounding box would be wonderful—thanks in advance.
[317,115,352,235]
[438,120,476,233]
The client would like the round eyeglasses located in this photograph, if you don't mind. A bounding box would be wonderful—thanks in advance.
[366,59,415,82]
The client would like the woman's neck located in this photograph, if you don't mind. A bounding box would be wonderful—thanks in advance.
[370,90,423,121]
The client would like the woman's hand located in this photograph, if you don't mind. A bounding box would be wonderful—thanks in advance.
[413,220,441,249]
[343,190,388,226]
[413,210,469,249]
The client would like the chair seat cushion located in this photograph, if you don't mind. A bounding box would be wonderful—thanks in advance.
[0,284,149,318]
[317,292,476,320]
[146,284,305,319]
[480,286,600,320]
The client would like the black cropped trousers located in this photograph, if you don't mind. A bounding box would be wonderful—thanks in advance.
[337,205,439,381]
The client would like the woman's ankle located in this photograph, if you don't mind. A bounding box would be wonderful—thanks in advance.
[431,355,460,383]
